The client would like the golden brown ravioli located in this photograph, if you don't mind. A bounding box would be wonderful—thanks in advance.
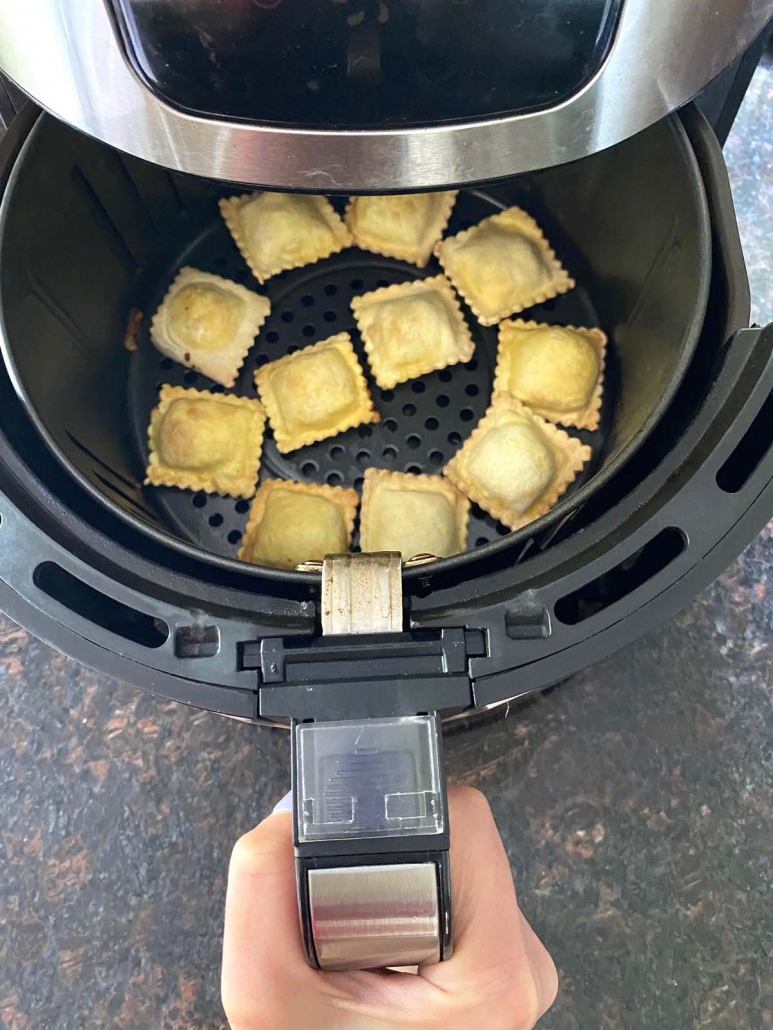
[219,192,352,283]
[238,480,358,569]
[351,276,474,389]
[345,192,458,267]
[494,320,607,430]
[150,267,270,388]
[444,395,590,531]
[359,468,469,560]
[254,332,379,453]
[435,207,574,326]
[145,385,266,498]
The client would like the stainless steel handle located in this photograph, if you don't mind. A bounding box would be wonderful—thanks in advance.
[307,863,441,971]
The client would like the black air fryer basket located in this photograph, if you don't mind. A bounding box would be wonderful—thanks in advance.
[0,104,772,723]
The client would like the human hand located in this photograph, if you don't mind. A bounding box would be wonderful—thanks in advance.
[222,785,558,1029]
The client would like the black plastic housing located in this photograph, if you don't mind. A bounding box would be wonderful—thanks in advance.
[0,105,771,721]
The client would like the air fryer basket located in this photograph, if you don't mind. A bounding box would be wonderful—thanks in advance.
[1,105,772,723]
[0,113,710,579]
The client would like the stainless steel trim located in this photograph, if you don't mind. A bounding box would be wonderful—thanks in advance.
[0,0,770,189]
[307,863,441,971]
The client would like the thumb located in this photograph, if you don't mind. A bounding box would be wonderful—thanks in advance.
[222,808,316,1023]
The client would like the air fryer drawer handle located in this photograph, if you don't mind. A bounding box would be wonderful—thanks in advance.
[286,553,454,970]
[292,712,452,971]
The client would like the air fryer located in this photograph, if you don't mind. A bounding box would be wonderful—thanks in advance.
[0,1,772,972]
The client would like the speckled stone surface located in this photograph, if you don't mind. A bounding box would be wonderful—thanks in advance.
[2,56,773,1030]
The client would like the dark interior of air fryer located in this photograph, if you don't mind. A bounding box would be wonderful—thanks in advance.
[0,115,708,576]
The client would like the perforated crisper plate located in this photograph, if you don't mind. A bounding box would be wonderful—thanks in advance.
[128,191,613,560]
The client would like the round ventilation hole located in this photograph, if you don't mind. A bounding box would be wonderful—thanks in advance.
[438,369,453,383]
[209,513,224,527]
[381,390,394,402]
[429,450,444,466]
[425,417,439,430]
[329,445,344,459]
[496,523,510,536]
[384,418,398,432]
[327,471,342,486]
[358,425,373,439]
[465,383,479,397]
[301,294,314,307]
[354,476,364,490]
[324,283,338,296]
[159,357,174,371]
[406,464,422,475]
[403,403,416,416]
[406,434,421,450]
[382,445,398,459]
[356,449,371,467]
[266,330,279,343]
[228,530,242,545]
[183,371,198,385]
[281,310,294,323]
[235,499,250,514]
[448,431,462,446]
[475,536,489,547]
[460,408,475,422]
[411,381,426,394]
[436,395,450,408]
[350,278,364,291]
[192,492,207,509]
[302,324,315,337]
[302,461,318,476]
[323,310,337,322]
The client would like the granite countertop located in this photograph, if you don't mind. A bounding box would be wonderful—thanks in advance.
[1,57,773,1030]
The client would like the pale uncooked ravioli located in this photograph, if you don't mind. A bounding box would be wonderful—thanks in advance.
[219,192,352,283]
[444,395,591,531]
[346,191,458,266]
[255,332,378,452]
[239,480,358,569]
[435,206,574,326]
[359,469,469,560]
[495,320,606,430]
[150,267,270,387]
[145,385,266,498]
[351,276,474,389]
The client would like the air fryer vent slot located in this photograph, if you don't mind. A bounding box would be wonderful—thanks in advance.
[716,390,773,494]
[554,527,687,626]
[33,561,168,648]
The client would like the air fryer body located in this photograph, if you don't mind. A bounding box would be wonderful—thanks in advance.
[1,4,773,972]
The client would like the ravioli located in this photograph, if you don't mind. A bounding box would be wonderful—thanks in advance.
[145,385,266,498]
[444,395,590,531]
[150,267,270,388]
[219,192,352,283]
[254,332,379,453]
[238,480,358,569]
[434,206,574,326]
[345,191,458,267]
[494,320,607,430]
[351,276,475,389]
[359,468,469,560]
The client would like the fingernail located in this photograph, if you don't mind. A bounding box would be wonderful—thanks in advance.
[272,790,292,814]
